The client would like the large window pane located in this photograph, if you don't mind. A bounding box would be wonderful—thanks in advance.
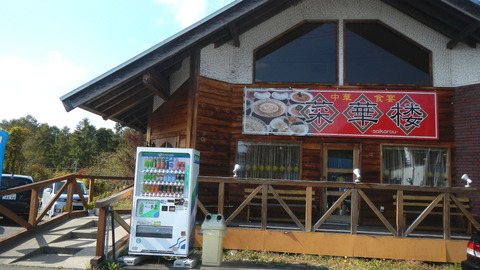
[345,22,431,85]
[382,146,448,186]
[255,23,337,83]
[236,141,300,180]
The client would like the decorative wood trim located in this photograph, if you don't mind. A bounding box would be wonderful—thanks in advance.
[186,50,201,148]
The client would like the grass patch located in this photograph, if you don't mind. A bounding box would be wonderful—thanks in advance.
[222,250,461,270]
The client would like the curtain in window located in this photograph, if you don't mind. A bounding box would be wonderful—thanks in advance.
[382,146,448,186]
[237,142,300,180]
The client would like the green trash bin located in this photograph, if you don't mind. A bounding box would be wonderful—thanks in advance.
[200,214,227,266]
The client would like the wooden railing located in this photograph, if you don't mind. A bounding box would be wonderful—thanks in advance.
[0,174,133,249]
[197,176,480,239]
[3,174,480,265]
[91,185,133,266]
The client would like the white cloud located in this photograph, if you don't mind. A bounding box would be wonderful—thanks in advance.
[154,0,208,28]
[0,51,114,129]
[0,51,87,90]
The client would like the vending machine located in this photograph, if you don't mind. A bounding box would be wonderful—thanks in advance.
[129,147,200,257]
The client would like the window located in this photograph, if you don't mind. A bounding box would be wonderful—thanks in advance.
[323,145,360,183]
[382,146,449,187]
[345,21,431,85]
[254,22,337,83]
[236,141,301,180]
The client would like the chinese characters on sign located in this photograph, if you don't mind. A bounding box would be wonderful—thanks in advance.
[243,88,438,139]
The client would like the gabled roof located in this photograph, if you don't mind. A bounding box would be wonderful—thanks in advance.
[60,0,480,132]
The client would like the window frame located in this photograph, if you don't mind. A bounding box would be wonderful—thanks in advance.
[322,143,360,182]
[380,144,451,186]
[343,20,433,87]
[252,20,339,85]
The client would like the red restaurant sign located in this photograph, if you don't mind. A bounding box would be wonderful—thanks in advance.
[243,88,438,140]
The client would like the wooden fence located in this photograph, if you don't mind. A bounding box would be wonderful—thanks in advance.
[2,174,480,265]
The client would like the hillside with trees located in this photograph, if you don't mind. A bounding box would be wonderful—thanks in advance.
[0,115,144,181]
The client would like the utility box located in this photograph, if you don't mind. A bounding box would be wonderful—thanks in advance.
[200,214,227,266]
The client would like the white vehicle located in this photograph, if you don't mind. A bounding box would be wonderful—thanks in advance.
[41,180,88,217]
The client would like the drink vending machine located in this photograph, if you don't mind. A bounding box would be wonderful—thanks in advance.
[129,147,200,257]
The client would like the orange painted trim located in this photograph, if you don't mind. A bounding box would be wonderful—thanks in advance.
[195,227,467,263]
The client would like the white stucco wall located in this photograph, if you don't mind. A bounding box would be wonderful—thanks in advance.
[200,0,480,87]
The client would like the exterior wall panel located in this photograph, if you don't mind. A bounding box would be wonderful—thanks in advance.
[200,0,480,87]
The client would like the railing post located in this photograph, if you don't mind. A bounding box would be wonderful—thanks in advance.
[396,190,404,237]
[95,207,108,259]
[88,177,95,203]
[66,178,74,216]
[218,182,225,215]
[443,192,451,240]
[350,188,359,234]
[305,186,313,232]
[29,188,39,225]
[261,184,268,230]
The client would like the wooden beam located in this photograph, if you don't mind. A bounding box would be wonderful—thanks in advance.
[443,193,451,240]
[305,186,313,232]
[228,22,240,47]
[86,77,143,109]
[214,0,301,47]
[261,184,268,230]
[186,50,200,148]
[97,84,146,113]
[142,72,169,101]
[396,190,404,237]
[350,189,359,235]
[382,0,477,48]
[103,90,152,120]
[447,21,480,49]
[29,188,39,225]
[218,182,225,215]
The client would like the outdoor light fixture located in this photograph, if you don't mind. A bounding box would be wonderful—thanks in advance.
[353,168,361,183]
[406,178,413,185]
[462,174,473,188]
[233,164,241,178]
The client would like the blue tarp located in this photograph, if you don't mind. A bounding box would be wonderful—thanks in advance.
[0,130,8,176]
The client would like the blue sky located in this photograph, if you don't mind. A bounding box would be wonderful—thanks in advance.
[0,0,234,130]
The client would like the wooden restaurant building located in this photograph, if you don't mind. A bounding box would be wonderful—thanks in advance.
[61,0,480,263]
